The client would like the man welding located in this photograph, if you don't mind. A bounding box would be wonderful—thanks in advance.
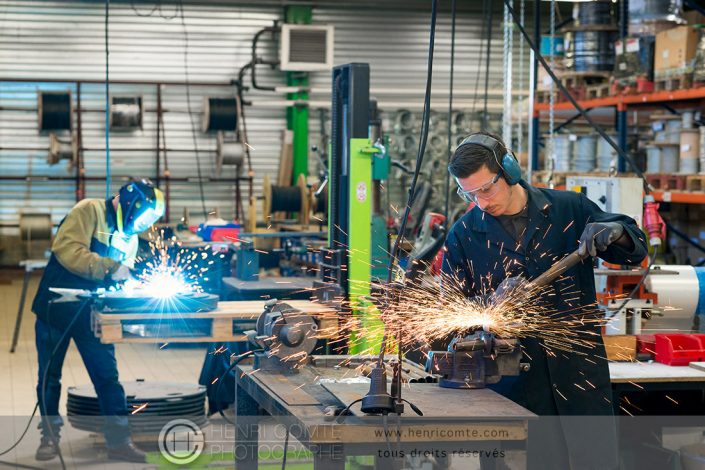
[442,132,648,469]
[31,179,164,463]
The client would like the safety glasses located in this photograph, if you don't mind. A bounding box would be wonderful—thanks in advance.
[456,172,503,203]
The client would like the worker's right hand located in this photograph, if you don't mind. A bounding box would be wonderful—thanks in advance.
[110,264,134,282]
[490,276,526,304]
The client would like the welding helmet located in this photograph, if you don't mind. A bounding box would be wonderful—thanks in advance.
[116,180,165,235]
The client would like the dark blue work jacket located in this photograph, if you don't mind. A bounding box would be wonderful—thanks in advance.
[442,180,647,417]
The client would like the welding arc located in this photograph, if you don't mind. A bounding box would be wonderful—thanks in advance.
[503,0,650,192]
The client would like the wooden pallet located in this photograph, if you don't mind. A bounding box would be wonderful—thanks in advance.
[611,77,654,95]
[654,73,693,92]
[686,175,705,193]
[92,300,339,344]
[586,82,611,100]
[645,173,688,191]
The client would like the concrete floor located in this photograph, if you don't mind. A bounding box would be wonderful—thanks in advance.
[0,271,491,470]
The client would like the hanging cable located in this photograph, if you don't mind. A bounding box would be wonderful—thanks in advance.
[517,0,525,157]
[482,1,494,130]
[105,0,111,199]
[502,1,513,145]
[178,0,209,220]
[548,0,556,180]
[503,0,651,192]
[443,0,456,222]
[471,0,488,115]
[379,0,438,365]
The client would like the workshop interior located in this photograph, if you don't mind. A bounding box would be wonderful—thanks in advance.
[3,0,705,469]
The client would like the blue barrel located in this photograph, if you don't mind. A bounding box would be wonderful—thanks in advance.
[694,267,705,332]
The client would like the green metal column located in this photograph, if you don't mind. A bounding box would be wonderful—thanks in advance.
[285,6,311,185]
[348,139,384,354]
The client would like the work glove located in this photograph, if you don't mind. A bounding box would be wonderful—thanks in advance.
[490,276,526,304]
[578,222,625,258]
[110,264,134,282]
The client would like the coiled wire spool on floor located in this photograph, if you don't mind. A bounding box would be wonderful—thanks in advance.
[38,91,72,131]
[47,132,77,166]
[202,97,238,132]
[263,174,310,224]
[215,131,245,174]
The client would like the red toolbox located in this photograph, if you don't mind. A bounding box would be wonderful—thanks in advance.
[654,334,705,366]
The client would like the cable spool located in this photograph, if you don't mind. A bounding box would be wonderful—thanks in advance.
[596,133,617,171]
[263,174,309,224]
[394,110,416,134]
[110,96,143,130]
[680,129,700,174]
[550,134,573,172]
[700,127,705,175]
[646,145,662,173]
[666,118,682,144]
[47,132,77,166]
[19,213,52,259]
[38,91,72,131]
[312,186,328,214]
[661,145,679,173]
[629,0,682,22]
[216,132,245,174]
[573,31,618,72]
[202,97,238,132]
[573,135,597,172]
[575,1,615,26]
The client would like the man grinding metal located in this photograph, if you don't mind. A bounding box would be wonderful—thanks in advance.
[442,132,648,469]
[31,179,164,463]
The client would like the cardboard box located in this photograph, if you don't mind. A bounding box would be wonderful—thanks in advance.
[602,335,637,361]
[654,25,700,74]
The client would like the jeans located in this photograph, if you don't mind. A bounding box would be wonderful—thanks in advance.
[35,301,130,448]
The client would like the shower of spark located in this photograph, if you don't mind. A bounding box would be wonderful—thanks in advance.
[113,228,219,299]
[338,271,605,360]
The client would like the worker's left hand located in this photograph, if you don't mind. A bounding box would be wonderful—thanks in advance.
[578,222,625,257]
[490,276,526,303]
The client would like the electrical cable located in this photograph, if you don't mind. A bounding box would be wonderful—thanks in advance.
[379,0,438,366]
[605,256,655,321]
[482,0,493,130]
[105,0,111,199]
[503,0,651,193]
[0,403,39,457]
[178,0,209,220]
[443,0,456,222]
[281,427,289,470]
[471,0,489,115]
[214,350,260,425]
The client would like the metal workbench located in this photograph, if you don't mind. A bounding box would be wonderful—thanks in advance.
[234,355,535,470]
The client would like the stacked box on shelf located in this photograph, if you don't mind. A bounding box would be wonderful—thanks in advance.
[654,25,700,90]
[614,36,656,82]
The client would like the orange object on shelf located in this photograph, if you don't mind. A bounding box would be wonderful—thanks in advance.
[596,258,658,305]
[534,84,705,112]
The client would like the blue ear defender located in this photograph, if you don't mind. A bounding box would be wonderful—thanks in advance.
[457,133,522,186]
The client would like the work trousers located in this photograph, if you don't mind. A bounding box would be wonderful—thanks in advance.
[35,301,130,448]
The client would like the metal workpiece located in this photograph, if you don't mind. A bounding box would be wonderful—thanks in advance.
[427,331,527,389]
